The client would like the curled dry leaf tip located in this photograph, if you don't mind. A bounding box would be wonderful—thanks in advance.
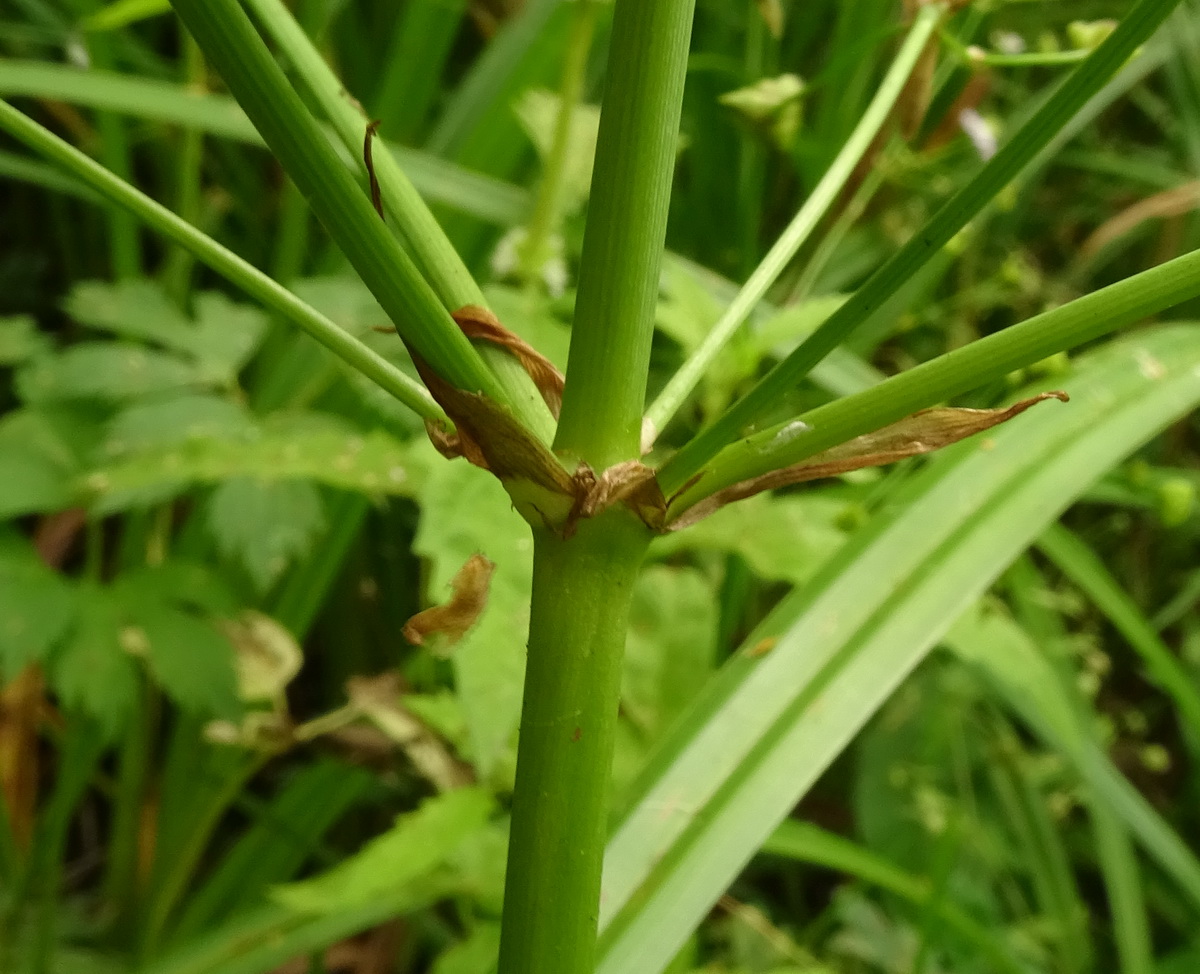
[666,391,1069,530]
[403,553,496,653]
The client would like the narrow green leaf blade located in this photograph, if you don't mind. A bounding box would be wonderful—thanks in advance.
[599,324,1200,974]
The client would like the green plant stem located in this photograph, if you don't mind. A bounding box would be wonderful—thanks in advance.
[517,0,601,284]
[28,724,105,974]
[499,5,694,968]
[644,2,943,444]
[0,98,444,423]
[100,681,153,932]
[671,242,1200,507]
[85,33,143,278]
[167,0,502,401]
[240,0,555,444]
[939,29,1093,69]
[657,0,1183,494]
[161,31,205,304]
[139,753,265,957]
[554,0,698,469]
[240,0,478,307]
[1090,801,1154,974]
[498,515,651,974]
[0,59,532,228]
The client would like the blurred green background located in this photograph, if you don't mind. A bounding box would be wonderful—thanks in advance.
[2,1,1200,972]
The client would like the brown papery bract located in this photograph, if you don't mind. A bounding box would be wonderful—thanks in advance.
[403,554,496,650]
[669,392,1069,530]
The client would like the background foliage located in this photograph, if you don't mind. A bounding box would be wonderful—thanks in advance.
[2,0,1200,972]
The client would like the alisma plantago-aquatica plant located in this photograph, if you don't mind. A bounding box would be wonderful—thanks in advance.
[2,0,1198,970]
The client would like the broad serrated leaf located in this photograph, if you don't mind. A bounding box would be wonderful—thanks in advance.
[64,279,192,346]
[0,408,80,517]
[62,281,266,385]
[84,418,423,515]
[0,532,77,678]
[413,448,533,775]
[117,560,239,616]
[0,315,52,366]
[272,787,492,913]
[187,292,268,385]
[122,599,241,720]
[103,393,257,457]
[17,342,200,404]
[651,492,848,586]
[623,566,718,740]
[51,584,138,740]
[207,477,327,592]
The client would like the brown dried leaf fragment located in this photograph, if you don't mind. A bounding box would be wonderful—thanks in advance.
[403,554,496,651]
[572,460,664,523]
[670,392,1068,530]
[452,305,565,417]
[347,673,474,791]
[414,357,577,524]
[1082,181,1200,258]
[363,120,384,220]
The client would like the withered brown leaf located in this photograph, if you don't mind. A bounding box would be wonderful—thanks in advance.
[669,392,1068,530]
[346,673,474,790]
[403,554,496,651]
[452,305,565,418]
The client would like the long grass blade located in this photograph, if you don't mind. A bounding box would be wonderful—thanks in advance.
[599,324,1200,974]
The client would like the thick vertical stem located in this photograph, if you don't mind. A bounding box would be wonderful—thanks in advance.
[498,514,650,974]
[554,0,697,469]
[500,2,693,968]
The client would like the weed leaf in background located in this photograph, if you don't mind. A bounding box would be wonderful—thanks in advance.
[17,342,201,405]
[0,408,81,517]
[65,281,268,386]
[273,788,492,914]
[207,477,327,593]
[414,452,533,777]
[0,532,77,677]
[0,315,51,365]
[86,417,422,515]
[51,584,139,741]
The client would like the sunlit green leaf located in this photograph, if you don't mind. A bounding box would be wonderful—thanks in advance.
[17,342,200,404]
[104,394,257,457]
[413,449,533,777]
[207,477,327,592]
[84,417,424,514]
[0,408,80,517]
[0,314,51,365]
[51,584,138,740]
[273,787,492,913]
[122,600,241,720]
[0,532,77,678]
[652,492,849,586]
